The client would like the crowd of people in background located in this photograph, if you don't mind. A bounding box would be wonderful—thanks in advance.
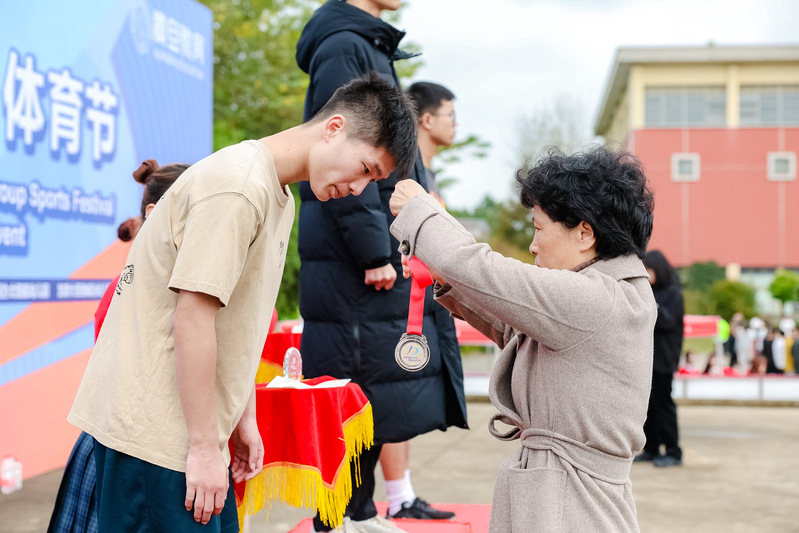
[678,312,798,376]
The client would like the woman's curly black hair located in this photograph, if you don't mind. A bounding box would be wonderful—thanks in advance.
[517,146,654,259]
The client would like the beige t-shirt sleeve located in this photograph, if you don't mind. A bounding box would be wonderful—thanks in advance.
[169,193,261,306]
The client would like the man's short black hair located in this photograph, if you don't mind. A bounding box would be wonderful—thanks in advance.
[517,146,654,260]
[309,72,418,179]
[406,81,455,117]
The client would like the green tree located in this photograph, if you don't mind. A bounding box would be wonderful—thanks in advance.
[681,261,726,315]
[682,261,726,292]
[486,199,534,263]
[201,0,320,150]
[769,270,799,315]
[708,280,756,321]
[199,0,320,318]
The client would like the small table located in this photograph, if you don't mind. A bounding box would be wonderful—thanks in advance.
[233,376,373,529]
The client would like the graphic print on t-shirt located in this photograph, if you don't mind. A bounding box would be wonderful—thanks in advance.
[115,265,134,295]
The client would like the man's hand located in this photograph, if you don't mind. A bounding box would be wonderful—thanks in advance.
[230,413,264,484]
[365,264,397,291]
[390,179,426,215]
[185,445,229,525]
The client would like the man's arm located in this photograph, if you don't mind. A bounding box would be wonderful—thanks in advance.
[173,289,227,525]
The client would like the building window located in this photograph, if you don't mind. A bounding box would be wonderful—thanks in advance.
[740,85,799,126]
[767,152,796,181]
[671,153,700,182]
[645,86,726,127]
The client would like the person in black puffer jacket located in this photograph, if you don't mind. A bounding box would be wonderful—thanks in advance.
[637,250,684,467]
[296,1,468,531]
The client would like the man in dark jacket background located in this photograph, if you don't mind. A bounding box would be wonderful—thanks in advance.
[638,250,684,467]
[296,1,468,531]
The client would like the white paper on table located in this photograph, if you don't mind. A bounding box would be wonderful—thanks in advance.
[265,377,351,389]
[265,376,311,389]
[312,378,351,388]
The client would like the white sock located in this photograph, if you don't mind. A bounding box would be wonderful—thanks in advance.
[386,469,416,516]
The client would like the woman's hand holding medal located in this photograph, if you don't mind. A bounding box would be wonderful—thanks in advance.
[390,179,426,215]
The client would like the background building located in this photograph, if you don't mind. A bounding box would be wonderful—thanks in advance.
[594,45,799,312]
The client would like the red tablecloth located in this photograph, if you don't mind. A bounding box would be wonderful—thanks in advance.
[233,376,373,529]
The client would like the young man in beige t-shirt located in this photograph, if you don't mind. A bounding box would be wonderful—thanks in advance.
[68,74,418,532]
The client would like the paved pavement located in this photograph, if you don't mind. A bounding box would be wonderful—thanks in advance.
[2,402,799,533]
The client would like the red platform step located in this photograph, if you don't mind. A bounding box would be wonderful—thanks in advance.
[288,502,490,533]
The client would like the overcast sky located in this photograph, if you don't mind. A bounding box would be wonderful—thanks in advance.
[397,0,799,210]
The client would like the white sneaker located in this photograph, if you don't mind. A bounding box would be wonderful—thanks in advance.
[349,515,408,533]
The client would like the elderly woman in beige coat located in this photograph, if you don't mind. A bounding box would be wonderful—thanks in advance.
[389,146,656,533]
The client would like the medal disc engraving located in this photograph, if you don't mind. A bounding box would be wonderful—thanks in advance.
[395,333,430,372]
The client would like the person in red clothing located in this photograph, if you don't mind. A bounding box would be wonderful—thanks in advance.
[92,161,188,336]
[48,160,187,533]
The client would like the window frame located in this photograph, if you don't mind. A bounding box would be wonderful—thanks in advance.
[740,85,799,126]
[671,153,701,182]
[767,152,797,182]
[645,85,727,128]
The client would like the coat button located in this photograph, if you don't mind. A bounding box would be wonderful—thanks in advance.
[400,240,411,256]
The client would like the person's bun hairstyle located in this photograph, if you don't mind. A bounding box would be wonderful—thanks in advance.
[119,159,160,240]
[117,216,143,242]
[132,159,159,184]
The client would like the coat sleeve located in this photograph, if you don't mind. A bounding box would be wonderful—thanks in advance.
[306,32,373,117]
[391,194,617,352]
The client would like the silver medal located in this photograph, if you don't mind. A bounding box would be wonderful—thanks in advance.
[394,332,430,372]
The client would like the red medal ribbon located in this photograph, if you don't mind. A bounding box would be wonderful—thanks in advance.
[407,256,434,335]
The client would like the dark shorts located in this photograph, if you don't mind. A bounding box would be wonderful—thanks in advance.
[93,439,239,533]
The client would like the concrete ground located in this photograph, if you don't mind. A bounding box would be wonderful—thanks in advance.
[2,402,799,533]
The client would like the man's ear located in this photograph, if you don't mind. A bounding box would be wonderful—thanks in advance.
[418,112,434,132]
[323,115,346,142]
[144,203,156,218]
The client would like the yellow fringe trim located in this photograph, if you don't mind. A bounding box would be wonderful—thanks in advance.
[237,402,374,531]
[255,361,283,384]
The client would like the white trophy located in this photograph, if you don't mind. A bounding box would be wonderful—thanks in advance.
[283,347,303,381]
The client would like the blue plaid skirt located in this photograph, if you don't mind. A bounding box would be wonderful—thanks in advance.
[47,431,98,533]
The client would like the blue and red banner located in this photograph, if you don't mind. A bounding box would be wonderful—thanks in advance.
[0,0,212,478]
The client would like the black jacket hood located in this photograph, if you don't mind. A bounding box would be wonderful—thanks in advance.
[296,0,413,73]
